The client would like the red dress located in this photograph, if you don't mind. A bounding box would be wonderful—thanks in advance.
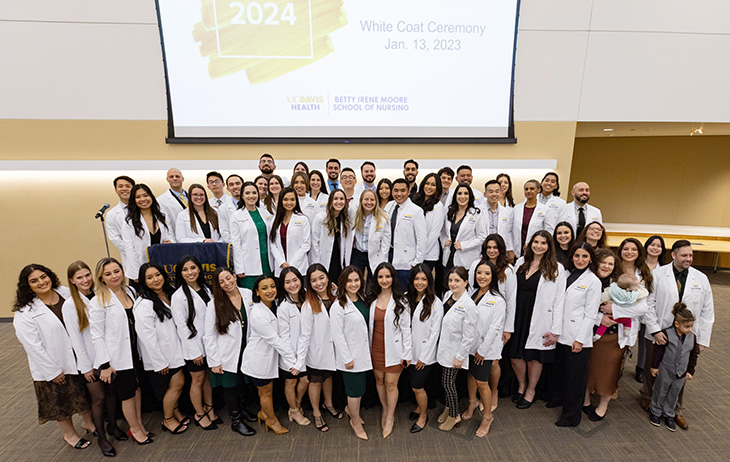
[371,307,403,373]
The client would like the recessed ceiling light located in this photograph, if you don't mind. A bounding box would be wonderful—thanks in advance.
[603,128,614,132]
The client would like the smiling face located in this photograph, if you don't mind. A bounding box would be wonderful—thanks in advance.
[392,182,408,204]
[135,188,153,210]
[218,270,238,294]
[379,182,392,201]
[326,161,340,181]
[586,223,603,242]
[281,191,297,212]
[531,235,548,256]
[403,162,418,183]
[101,262,124,289]
[412,271,428,295]
[256,278,277,305]
[440,172,453,191]
[259,156,275,174]
[71,268,93,295]
[555,225,573,247]
[255,178,269,197]
[340,171,356,189]
[144,267,165,293]
[310,174,322,194]
[497,176,509,194]
[423,175,438,198]
[672,245,693,270]
[597,255,615,278]
[475,264,492,290]
[346,271,361,297]
[361,164,376,184]
[485,239,500,261]
[226,176,243,199]
[181,260,200,285]
[621,242,639,263]
[268,178,282,196]
[486,183,501,205]
[309,270,329,295]
[457,169,473,185]
[361,190,376,213]
[331,191,346,212]
[523,181,539,200]
[646,238,663,258]
[573,182,590,205]
[572,248,591,270]
[115,179,133,203]
[283,271,302,297]
[377,267,393,291]
[292,176,307,196]
[455,186,470,207]
[242,184,259,207]
[190,186,207,208]
[28,270,53,297]
[448,272,467,296]
[541,174,557,195]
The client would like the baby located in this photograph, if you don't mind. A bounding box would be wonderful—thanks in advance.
[594,273,648,341]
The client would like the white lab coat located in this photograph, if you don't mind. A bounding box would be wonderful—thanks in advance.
[558,270,601,348]
[157,189,187,235]
[277,299,306,372]
[480,203,514,252]
[203,288,252,373]
[441,208,487,268]
[230,206,274,276]
[121,217,175,280]
[514,258,566,350]
[170,285,210,361]
[175,209,224,243]
[241,302,296,379]
[106,202,129,263]
[436,291,478,369]
[408,296,444,365]
[14,287,77,381]
[644,264,714,347]
[385,199,427,270]
[557,202,603,234]
[468,261,517,333]
[540,194,566,234]
[511,201,547,258]
[62,294,96,374]
[330,297,373,372]
[309,192,329,214]
[134,298,185,372]
[297,297,336,371]
[297,195,319,224]
[348,208,391,273]
[423,202,446,261]
[88,287,138,370]
[469,291,506,360]
[368,295,413,368]
[271,213,311,276]
[310,212,353,270]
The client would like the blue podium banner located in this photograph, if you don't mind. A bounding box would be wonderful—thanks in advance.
[147,242,232,287]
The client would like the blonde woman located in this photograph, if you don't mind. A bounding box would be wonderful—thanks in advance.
[350,189,390,276]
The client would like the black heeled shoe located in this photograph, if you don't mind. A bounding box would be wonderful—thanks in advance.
[127,429,153,445]
[161,416,188,435]
[516,398,533,410]
[511,392,524,404]
[635,367,644,383]
[174,407,191,426]
[409,411,419,421]
[410,417,428,433]
[106,424,128,441]
[204,403,224,425]
[589,409,605,422]
[321,403,344,419]
[582,405,594,416]
[98,439,116,457]
[195,413,218,430]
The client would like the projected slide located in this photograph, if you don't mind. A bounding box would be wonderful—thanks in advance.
[156,0,519,141]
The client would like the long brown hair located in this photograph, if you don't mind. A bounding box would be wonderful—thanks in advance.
[211,267,241,335]
[187,183,219,235]
[325,190,351,238]
[406,264,436,323]
[617,238,654,294]
[67,260,94,332]
[481,234,509,283]
[517,230,558,282]
[305,264,336,314]
[335,266,365,306]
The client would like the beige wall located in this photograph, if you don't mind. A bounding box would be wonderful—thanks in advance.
[0,119,577,317]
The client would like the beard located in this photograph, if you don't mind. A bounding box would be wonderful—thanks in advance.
[260,166,274,174]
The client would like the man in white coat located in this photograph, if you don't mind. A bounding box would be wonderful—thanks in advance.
[445,165,483,210]
[385,178,427,290]
[352,161,377,201]
[206,171,230,210]
[481,179,514,258]
[106,175,135,265]
[557,182,602,236]
[639,240,714,430]
[157,168,188,235]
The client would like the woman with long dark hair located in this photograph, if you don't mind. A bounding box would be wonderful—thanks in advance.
[311,189,352,284]
[511,180,547,259]
[413,173,446,272]
[496,173,515,208]
[122,184,174,281]
[63,260,124,456]
[230,181,274,290]
[553,221,575,267]
[242,275,297,435]
[292,171,318,223]
[405,264,443,433]
[442,183,486,283]
[297,264,341,432]
[203,267,256,437]
[634,235,667,382]
[331,266,373,440]
[308,169,329,212]
[270,187,311,276]
[175,183,225,243]
[170,255,218,430]
[377,178,393,210]
[539,172,566,233]
[367,262,412,438]
[276,267,311,426]
[134,263,188,434]
[264,174,284,214]
[507,230,565,410]
[14,264,94,451]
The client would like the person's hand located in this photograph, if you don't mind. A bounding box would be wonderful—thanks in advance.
[51,372,66,384]
[474,353,485,365]
[686,373,693,380]
[289,368,300,376]
[572,341,583,353]
[236,273,246,278]
[542,332,558,347]
[444,239,452,248]
[453,241,462,250]
[344,361,354,370]
[163,240,172,244]
[601,315,617,328]
[506,251,516,263]
[281,263,290,269]
[453,358,463,369]
[600,301,613,316]
[502,332,512,345]
[84,370,96,383]
[698,345,706,354]
[211,366,223,374]
[193,355,204,366]
[402,360,411,368]
[650,368,659,377]
[158,367,170,375]
[653,331,668,345]
[100,367,116,384]
[415,360,426,371]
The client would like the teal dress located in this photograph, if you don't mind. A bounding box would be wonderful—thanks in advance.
[210,300,247,389]
[238,208,273,290]
[341,298,370,398]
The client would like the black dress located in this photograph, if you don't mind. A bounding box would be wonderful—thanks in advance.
[507,270,555,364]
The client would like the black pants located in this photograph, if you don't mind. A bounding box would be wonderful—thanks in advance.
[555,343,591,425]
[350,248,370,278]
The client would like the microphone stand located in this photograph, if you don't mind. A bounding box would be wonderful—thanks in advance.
[97,213,111,258]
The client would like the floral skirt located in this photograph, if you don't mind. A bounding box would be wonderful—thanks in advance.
[33,375,90,424]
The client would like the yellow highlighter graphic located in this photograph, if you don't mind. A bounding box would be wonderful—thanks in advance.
[193,0,347,84]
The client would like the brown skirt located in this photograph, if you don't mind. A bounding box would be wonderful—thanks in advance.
[586,333,627,397]
[34,375,90,424]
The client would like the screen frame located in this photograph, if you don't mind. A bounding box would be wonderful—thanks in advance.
[154,0,521,145]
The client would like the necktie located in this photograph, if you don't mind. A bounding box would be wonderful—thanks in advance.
[389,204,399,262]
[577,206,585,236]
[216,198,222,208]
[180,194,188,207]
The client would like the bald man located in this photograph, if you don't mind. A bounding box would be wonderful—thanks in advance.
[556,181,602,236]
[157,168,188,235]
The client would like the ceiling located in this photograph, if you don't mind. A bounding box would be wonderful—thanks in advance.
[575,122,730,138]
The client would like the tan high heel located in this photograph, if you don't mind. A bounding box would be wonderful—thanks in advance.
[350,419,368,440]
[288,408,311,426]
[438,407,450,424]
[259,411,289,435]
[382,417,394,438]
[475,414,494,438]
[439,414,461,431]
[461,399,480,420]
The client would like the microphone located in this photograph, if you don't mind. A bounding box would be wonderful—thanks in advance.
[95,203,111,219]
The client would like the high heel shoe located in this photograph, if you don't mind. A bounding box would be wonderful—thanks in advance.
[288,408,311,426]
[321,403,344,419]
[259,412,289,435]
[382,417,394,438]
[195,413,218,430]
[475,414,494,438]
[127,429,153,445]
[344,405,365,425]
[461,399,480,421]
[161,416,188,435]
[106,424,128,441]
[512,392,524,403]
[438,407,450,424]
[439,414,461,431]
[410,416,428,434]
[313,415,329,432]
[98,439,116,458]
[173,407,191,426]
[204,403,224,425]
[350,419,368,440]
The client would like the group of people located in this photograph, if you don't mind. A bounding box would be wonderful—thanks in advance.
[12,154,715,456]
